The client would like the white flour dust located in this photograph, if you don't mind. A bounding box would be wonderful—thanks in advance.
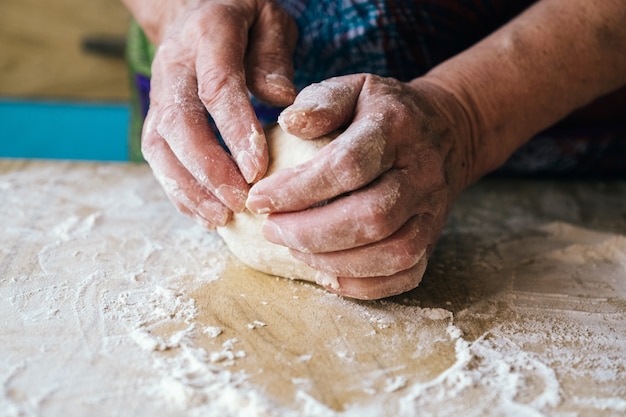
[1,161,625,417]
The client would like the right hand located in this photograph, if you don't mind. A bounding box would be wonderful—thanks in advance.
[130,0,298,228]
[247,74,478,299]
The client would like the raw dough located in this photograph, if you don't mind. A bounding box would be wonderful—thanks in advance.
[217,124,336,282]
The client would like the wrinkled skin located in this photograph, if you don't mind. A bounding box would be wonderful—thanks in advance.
[130,0,474,299]
[126,0,626,300]
[247,75,474,299]
[136,0,298,228]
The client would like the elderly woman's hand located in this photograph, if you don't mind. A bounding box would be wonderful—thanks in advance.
[246,74,477,299]
[125,0,298,228]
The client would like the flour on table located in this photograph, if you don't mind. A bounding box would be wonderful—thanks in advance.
[2,160,626,417]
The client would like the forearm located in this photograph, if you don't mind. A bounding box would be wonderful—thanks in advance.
[421,0,626,182]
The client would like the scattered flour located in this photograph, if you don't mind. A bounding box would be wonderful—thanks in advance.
[1,161,625,417]
[203,326,223,338]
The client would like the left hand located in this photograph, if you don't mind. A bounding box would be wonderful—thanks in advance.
[127,0,298,229]
[246,74,476,300]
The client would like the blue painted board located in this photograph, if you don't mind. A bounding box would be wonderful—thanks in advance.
[0,99,130,161]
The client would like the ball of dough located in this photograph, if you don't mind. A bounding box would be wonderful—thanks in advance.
[216,124,336,282]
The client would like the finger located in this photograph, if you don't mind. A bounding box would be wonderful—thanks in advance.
[318,257,429,300]
[261,168,447,253]
[247,114,395,213]
[141,118,231,228]
[290,215,433,277]
[191,3,269,183]
[149,46,249,212]
[245,1,298,106]
[278,75,366,139]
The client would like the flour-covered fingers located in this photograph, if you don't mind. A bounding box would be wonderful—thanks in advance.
[141,125,231,228]
[260,169,439,253]
[148,45,250,212]
[189,3,269,184]
[318,257,430,300]
[289,215,432,277]
[247,116,396,214]
[245,0,298,106]
[278,75,366,139]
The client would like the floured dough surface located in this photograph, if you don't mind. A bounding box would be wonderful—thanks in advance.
[217,125,335,282]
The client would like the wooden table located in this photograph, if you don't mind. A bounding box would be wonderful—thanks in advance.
[1,159,625,416]
[0,0,130,101]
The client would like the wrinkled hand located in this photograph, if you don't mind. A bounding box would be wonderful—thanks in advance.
[246,74,476,300]
[138,0,298,228]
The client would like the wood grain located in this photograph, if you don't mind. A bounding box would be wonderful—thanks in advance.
[0,0,131,100]
[2,159,625,415]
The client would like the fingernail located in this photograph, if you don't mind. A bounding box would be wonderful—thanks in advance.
[265,73,296,96]
[198,200,230,227]
[215,184,247,212]
[278,103,318,133]
[261,219,285,246]
[246,191,274,214]
[236,151,259,184]
[315,271,341,290]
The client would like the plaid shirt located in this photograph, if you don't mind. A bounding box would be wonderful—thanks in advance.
[280,0,531,87]
[256,0,533,123]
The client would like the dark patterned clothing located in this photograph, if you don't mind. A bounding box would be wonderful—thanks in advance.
[253,0,532,124]
[279,0,529,85]
[126,0,626,177]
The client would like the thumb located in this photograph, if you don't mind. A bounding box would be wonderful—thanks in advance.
[278,74,367,139]
[246,1,298,107]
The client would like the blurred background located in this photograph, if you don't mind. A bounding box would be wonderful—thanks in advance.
[0,0,132,161]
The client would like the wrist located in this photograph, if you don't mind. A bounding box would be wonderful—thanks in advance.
[406,77,486,196]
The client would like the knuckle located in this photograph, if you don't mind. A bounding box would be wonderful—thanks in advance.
[150,105,180,144]
[197,71,245,111]
[140,131,161,163]
[397,240,426,272]
[357,206,396,241]
[330,150,368,191]
[140,141,153,162]
[197,71,229,106]
[152,102,206,147]
[172,199,190,216]
[395,222,431,270]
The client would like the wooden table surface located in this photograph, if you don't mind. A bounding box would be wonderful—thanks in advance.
[0,0,130,101]
[1,159,625,416]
